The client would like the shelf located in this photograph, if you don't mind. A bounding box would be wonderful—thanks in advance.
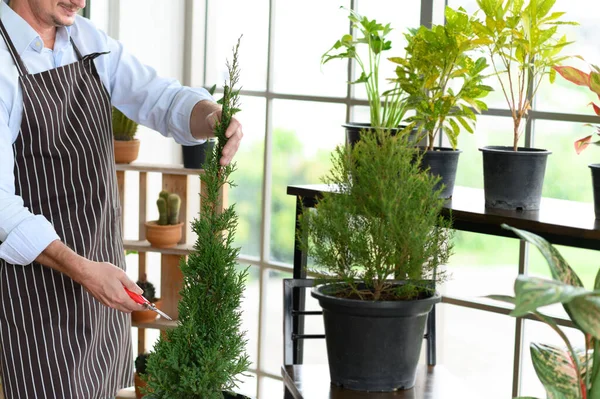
[116,387,136,399]
[132,317,178,330]
[116,162,204,176]
[124,240,194,255]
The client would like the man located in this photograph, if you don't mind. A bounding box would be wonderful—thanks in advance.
[0,0,243,397]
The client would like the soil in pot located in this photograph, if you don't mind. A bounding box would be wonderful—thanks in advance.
[312,282,440,392]
[145,221,183,248]
[480,146,551,211]
[113,139,140,164]
[419,147,461,199]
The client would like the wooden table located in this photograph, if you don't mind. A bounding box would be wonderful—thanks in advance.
[282,364,477,399]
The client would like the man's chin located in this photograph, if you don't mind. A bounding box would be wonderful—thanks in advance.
[52,16,76,27]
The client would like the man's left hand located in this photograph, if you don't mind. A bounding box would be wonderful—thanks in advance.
[206,110,243,166]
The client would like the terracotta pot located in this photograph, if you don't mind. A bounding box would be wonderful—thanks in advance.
[113,139,140,164]
[131,299,162,323]
[145,221,184,248]
[134,373,146,399]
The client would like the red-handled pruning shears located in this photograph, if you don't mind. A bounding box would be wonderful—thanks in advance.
[124,287,173,321]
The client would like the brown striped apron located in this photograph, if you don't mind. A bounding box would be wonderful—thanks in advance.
[0,21,132,399]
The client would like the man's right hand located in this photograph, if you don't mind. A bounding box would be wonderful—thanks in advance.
[36,240,145,313]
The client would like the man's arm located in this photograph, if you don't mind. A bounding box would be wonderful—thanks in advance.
[0,102,143,313]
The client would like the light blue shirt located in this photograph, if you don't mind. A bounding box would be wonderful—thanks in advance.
[0,1,212,265]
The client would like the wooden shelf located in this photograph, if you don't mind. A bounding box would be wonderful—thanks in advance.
[132,317,178,330]
[116,162,204,176]
[124,240,194,255]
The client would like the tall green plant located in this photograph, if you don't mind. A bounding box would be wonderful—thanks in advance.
[301,129,453,301]
[473,0,576,151]
[391,6,492,151]
[112,107,138,141]
[322,8,407,129]
[144,38,250,399]
[489,225,600,399]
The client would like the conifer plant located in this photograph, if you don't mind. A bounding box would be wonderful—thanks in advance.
[143,37,250,399]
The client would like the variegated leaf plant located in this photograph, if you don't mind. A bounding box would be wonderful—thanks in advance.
[489,224,600,399]
[553,64,600,154]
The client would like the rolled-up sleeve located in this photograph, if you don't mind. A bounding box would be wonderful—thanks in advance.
[105,34,214,146]
[0,100,60,265]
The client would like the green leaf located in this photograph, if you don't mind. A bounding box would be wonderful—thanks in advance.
[530,343,582,399]
[501,225,584,287]
[594,267,600,291]
[590,72,600,97]
[510,275,590,317]
[568,296,600,339]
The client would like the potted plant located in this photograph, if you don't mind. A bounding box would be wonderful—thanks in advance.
[134,353,150,399]
[322,7,410,146]
[300,128,453,391]
[390,6,492,198]
[489,224,600,398]
[473,0,576,210]
[553,63,600,219]
[131,276,163,323]
[145,190,183,248]
[112,107,140,164]
[143,38,251,399]
[183,85,218,169]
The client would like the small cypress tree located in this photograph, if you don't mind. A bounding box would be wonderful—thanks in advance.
[144,38,250,399]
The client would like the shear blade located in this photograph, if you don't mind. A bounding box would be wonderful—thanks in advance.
[152,306,173,321]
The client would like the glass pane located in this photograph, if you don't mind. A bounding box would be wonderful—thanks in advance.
[352,1,421,102]
[438,305,514,399]
[520,320,584,398]
[273,0,350,97]
[534,0,599,114]
[259,376,284,399]
[240,265,260,368]
[261,269,292,376]
[204,0,269,91]
[452,115,515,189]
[229,96,266,258]
[236,371,258,399]
[269,100,346,264]
[534,119,595,203]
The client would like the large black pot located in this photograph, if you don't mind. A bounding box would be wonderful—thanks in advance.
[480,146,551,211]
[223,392,251,399]
[420,147,461,199]
[343,123,426,147]
[182,140,215,169]
[311,283,441,392]
[590,164,600,219]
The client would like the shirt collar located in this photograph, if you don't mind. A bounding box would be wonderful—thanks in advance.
[1,0,72,54]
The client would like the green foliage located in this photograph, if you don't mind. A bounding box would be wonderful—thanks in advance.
[300,129,453,301]
[135,353,150,376]
[112,107,138,141]
[391,6,492,150]
[136,277,157,302]
[156,191,181,226]
[144,37,249,399]
[489,224,600,399]
[473,0,577,151]
[322,7,407,129]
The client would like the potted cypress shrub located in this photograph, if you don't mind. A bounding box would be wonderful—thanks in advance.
[473,0,576,210]
[142,38,251,399]
[112,107,140,164]
[145,190,183,248]
[489,224,600,398]
[321,8,410,146]
[552,63,600,219]
[390,6,492,198]
[131,276,163,323]
[300,128,453,391]
[134,353,150,399]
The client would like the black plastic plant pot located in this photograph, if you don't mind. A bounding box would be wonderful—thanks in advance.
[480,146,551,211]
[342,123,426,148]
[311,283,441,392]
[420,147,461,199]
[590,164,600,219]
[222,392,251,399]
[182,140,215,169]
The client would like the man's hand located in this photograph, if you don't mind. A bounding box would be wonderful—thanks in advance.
[76,260,146,313]
[206,110,243,166]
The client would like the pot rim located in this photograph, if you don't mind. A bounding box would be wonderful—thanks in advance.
[589,163,600,169]
[479,145,551,155]
[145,221,184,228]
[419,146,462,153]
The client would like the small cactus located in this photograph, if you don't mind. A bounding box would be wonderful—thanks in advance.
[135,353,151,375]
[136,276,157,302]
[111,107,138,141]
[156,191,181,225]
